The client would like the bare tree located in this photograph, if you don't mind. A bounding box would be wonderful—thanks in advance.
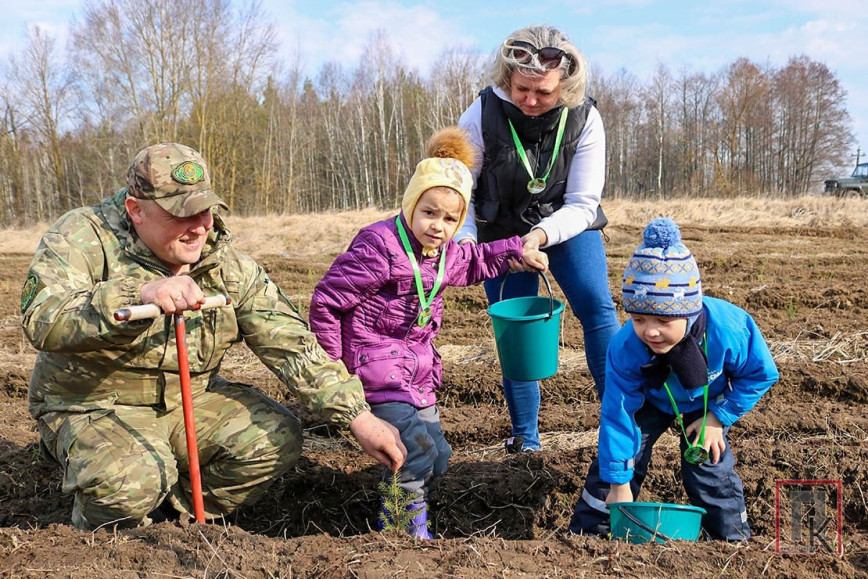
[70,0,278,212]
[426,46,487,129]
[185,0,277,211]
[714,58,771,195]
[71,0,193,142]
[8,26,76,215]
[592,66,642,198]
[644,63,674,196]
[773,55,852,194]
[0,89,26,224]
[0,5,861,226]
[673,67,719,195]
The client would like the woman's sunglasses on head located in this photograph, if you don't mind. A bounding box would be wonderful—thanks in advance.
[505,40,574,74]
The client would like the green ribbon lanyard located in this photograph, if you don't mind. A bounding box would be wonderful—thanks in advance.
[661,335,710,465]
[508,107,569,195]
[395,216,446,327]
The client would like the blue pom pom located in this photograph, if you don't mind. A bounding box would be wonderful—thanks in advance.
[642,218,681,249]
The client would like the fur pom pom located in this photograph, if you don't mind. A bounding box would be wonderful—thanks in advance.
[642,217,682,249]
[425,126,479,171]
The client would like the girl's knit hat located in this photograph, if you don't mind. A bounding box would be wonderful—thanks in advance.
[622,218,703,318]
[401,126,478,234]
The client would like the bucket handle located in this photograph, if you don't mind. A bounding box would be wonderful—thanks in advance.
[497,270,556,320]
[616,505,675,542]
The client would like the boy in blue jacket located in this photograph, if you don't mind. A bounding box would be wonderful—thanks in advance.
[568,217,778,540]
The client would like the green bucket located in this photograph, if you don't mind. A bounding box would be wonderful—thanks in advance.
[487,271,565,381]
[609,502,706,544]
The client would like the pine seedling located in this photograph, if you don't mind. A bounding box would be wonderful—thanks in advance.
[377,469,416,533]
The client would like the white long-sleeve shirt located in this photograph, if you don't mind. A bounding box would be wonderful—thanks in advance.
[456,86,606,248]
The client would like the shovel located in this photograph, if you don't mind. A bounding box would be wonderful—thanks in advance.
[114,294,232,524]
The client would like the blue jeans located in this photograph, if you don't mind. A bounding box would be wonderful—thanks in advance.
[568,402,751,540]
[484,230,619,450]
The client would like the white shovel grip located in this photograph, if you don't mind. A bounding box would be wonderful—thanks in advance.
[113,294,231,321]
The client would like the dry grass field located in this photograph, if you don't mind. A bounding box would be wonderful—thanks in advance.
[0,197,866,577]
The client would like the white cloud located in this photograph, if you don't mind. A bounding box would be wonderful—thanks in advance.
[0,0,77,60]
[272,1,477,78]
[769,0,868,17]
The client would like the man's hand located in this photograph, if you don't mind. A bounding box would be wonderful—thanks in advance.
[606,483,633,505]
[140,276,206,315]
[686,412,725,464]
[349,411,407,472]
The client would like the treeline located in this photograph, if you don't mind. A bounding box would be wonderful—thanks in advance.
[0,0,855,226]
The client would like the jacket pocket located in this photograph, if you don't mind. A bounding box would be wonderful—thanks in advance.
[431,344,442,389]
[353,343,409,391]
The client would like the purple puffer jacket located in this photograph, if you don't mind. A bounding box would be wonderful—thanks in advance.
[309,214,522,408]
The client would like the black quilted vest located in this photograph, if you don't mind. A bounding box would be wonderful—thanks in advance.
[475,86,603,242]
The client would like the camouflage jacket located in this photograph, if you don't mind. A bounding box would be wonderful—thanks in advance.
[21,189,369,426]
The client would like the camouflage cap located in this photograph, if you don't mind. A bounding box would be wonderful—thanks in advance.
[126,143,229,217]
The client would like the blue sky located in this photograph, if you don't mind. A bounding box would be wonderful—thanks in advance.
[3,0,867,169]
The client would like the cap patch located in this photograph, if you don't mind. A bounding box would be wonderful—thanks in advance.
[172,161,205,185]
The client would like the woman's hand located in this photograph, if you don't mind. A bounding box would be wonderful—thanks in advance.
[510,228,550,272]
[686,412,725,464]
[520,228,548,251]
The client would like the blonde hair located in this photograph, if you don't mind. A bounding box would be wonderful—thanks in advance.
[488,24,588,108]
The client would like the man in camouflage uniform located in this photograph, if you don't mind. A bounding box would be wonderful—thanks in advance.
[21,142,406,530]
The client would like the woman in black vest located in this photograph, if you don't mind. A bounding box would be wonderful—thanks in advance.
[456,24,619,452]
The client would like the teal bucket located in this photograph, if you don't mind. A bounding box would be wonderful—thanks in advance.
[609,502,706,544]
[487,272,565,381]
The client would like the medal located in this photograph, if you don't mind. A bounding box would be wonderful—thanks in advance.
[661,335,712,467]
[527,178,547,194]
[395,216,446,331]
[417,307,432,327]
[683,445,709,465]
[508,108,568,198]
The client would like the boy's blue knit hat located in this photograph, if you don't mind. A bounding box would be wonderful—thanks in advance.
[622,218,702,317]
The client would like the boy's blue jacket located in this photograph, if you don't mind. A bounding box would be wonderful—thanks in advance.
[599,297,779,484]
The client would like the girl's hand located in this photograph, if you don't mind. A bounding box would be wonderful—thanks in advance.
[686,412,725,464]
[510,248,549,272]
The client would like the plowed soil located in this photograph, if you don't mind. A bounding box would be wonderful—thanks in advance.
[0,202,866,577]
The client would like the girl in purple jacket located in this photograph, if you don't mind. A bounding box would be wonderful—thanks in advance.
[309,127,548,539]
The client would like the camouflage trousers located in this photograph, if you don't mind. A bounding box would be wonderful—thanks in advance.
[36,378,302,530]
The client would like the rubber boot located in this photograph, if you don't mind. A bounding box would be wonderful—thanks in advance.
[407,502,433,540]
[378,501,433,539]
